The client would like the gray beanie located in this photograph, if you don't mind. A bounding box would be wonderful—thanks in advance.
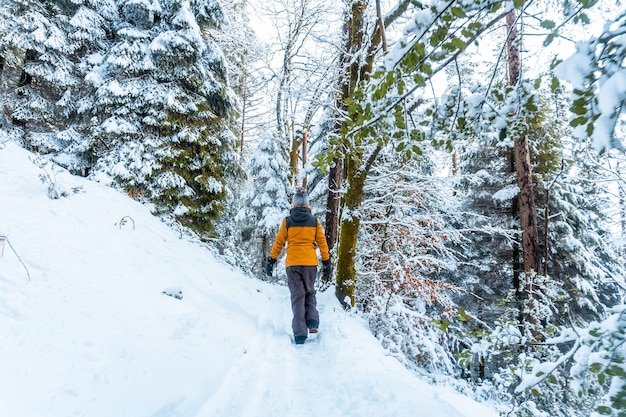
[293,186,309,206]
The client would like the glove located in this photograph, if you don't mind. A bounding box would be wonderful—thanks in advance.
[322,259,332,283]
[265,258,276,277]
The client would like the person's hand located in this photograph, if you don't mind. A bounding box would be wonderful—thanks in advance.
[265,258,276,277]
[322,259,331,283]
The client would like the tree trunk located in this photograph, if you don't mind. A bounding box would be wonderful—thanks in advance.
[325,157,343,249]
[335,164,366,307]
[329,0,413,306]
[240,71,247,154]
[617,163,626,255]
[325,0,367,250]
[301,129,308,188]
[507,10,541,288]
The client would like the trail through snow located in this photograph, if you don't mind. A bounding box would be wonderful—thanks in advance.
[0,141,497,417]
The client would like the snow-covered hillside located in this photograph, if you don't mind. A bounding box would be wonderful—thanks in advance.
[0,141,498,417]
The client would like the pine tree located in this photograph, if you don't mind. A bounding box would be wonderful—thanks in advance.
[81,0,239,234]
[0,0,115,170]
[235,133,291,276]
[537,138,625,324]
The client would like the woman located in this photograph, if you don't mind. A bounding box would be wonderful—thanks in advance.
[265,187,331,344]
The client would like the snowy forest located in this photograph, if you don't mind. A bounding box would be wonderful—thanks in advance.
[1,0,625,416]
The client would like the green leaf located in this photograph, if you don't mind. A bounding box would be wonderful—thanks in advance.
[397,78,405,95]
[386,70,395,85]
[404,51,419,69]
[540,20,556,29]
[533,78,541,89]
[437,26,449,41]
[580,0,599,8]
[490,2,502,12]
[550,57,563,70]
[451,7,466,18]
[571,116,587,127]
[513,0,525,8]
[551,76,560,92]
[430,32,439,47]
[435,319,450,332]
[372,70,385,79]
[451,37,466,50]
[572,104,587,115]
[544,33,556,47]
[414,73,425,87]
[525,102,538,112]
[607,365,626,378]
[574,13,591,25]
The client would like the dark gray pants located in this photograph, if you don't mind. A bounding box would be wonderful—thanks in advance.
[286,266,319,337]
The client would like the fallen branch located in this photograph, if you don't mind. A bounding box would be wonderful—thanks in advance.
[115,216,135,230]
[0,235,31,281]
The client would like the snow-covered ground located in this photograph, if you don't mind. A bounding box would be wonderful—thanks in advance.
[0,141,498,417]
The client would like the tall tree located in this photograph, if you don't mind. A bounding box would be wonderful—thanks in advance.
[82,0,239,235]
[324,0,415,253]
[506,9,541,312]
[0,0,115,172]
[326,1,515,307]
[255,0,339,185]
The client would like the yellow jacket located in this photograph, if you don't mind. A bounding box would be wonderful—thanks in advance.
[270,207,330,267]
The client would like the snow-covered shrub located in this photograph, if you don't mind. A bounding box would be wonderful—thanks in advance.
[356,160,465,374]
[30,156,83,199]
[459,273,613,417]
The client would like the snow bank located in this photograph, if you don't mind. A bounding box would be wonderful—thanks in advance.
[0,141,498,417]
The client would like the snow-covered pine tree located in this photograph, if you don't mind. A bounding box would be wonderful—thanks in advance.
[537,142,625,325]
[445,84,626,415]
[0,0,115,171]
[235,132,291,277]
[81,0,239,235]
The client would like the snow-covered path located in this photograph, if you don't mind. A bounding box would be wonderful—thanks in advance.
[193,288,487,417]
[0,141,497,417]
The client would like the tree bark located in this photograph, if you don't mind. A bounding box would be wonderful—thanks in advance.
[301,129,308,188]
[617,163,626,255]
[507,10,541,286]
[325,0,367,250]
[335,164,366,307]
[330,0,414,307]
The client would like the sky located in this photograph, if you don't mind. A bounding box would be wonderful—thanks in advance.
[0,139,501,417]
